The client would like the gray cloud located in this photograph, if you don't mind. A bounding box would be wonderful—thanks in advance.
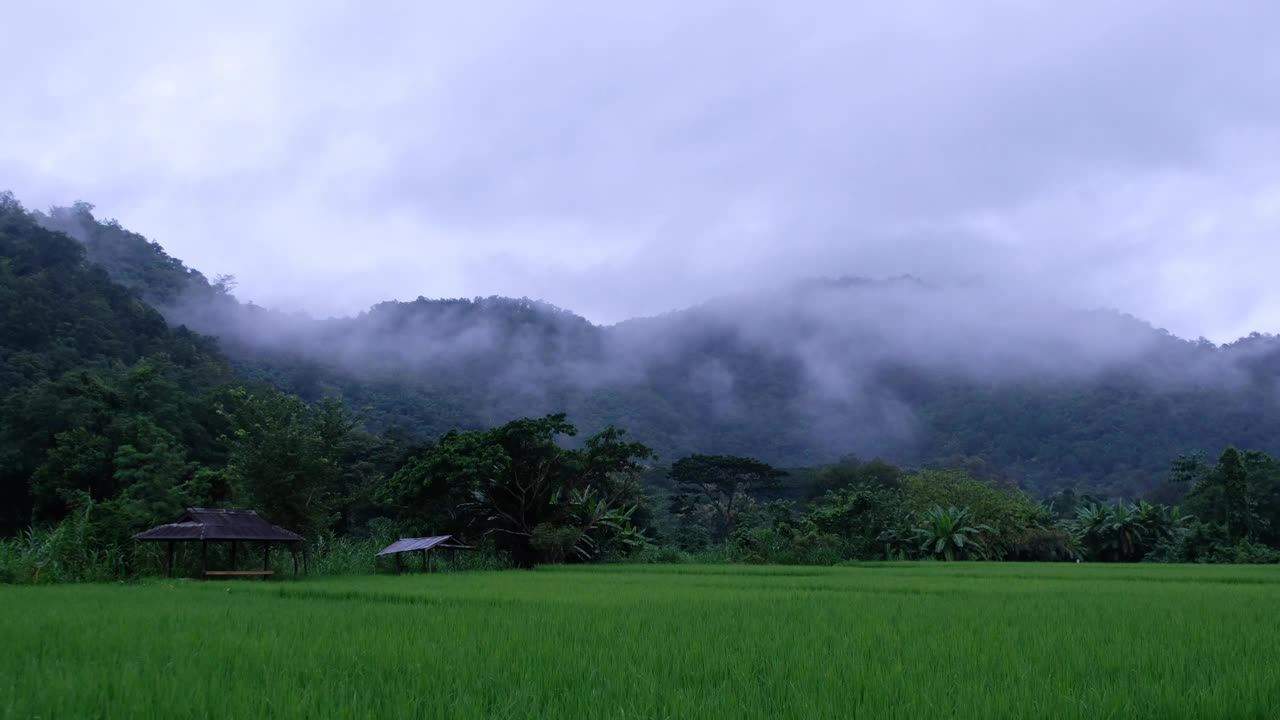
[3,1,1280,340]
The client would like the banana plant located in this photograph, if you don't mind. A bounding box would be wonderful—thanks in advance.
[912,506,993,561]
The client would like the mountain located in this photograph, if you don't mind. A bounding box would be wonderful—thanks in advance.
[0,194,231,533]
[30,200,1280,497]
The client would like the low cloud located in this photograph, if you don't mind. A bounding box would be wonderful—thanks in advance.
[3,1,1279,341]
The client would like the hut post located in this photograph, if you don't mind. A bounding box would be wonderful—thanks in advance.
[200,540,208,577]
[421,549,427,572]
[263,541,271,572]
[165,541,175,577]
[230,540,238,570]
[292,546,299,576]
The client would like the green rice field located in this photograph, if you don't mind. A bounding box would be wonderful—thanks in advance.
[4,563,1280,719]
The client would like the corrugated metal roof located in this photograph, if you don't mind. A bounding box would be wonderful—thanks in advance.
[134,508,303,542]
[376,536,468,556]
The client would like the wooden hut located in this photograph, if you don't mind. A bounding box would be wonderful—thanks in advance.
[134,508,304,579]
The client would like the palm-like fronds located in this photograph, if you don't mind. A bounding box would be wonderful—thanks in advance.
[912,506,994,561]
[1071,501,1189,562]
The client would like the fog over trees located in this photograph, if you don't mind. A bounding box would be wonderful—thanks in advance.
[20,199,1280,500]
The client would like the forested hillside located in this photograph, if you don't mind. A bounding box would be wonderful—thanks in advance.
[30,201,1280,498]
[0,195,227,533]
[11,193,1280,575]
[0,195,403,543]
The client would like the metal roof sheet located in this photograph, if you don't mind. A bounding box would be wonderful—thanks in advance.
[376,536,463,556]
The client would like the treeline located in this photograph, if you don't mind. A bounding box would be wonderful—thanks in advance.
[9,402,1280,583]
[0,193,655,576]
[5,191,1280,581]
[651,448,1280,565]
[0,193,405,578]
[28,198,1280,499]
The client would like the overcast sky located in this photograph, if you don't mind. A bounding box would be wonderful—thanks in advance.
[3,1,1279,341]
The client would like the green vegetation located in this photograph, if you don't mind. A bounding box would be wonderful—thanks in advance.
[8,192,1280,578]
[911,506,993,560]
[5,191,1280,716]
[383,414,654,566]
[28,197,1280,497]
[4,564,1280,719]
[0,194,228,536]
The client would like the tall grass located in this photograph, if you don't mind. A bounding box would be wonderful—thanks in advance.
[0,506,126,583]
[3,563,1280,718]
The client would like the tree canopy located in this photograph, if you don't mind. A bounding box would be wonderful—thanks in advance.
[7,192,1280,578]
[27,197,1280,501]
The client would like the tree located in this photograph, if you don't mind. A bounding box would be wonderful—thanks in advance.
[383,414,654,566]
[216,389,355,538]
[1045,487,1105,520]
[912,506,992,561]
[901,470,1046,559]
[1180,448,1275,543]
[381,434,491,537]
[1070,501,1186,562]
[1132,500,1190,548]
[29,428,113,520]
[669,455,786,540]
[87,425,200,551]
[1105,503,1143,561]
[805,483,905,560]
[1218,448,1253,540]
[806,457,903,499]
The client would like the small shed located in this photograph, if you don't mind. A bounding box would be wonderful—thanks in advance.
[377,535,471,572]
[134,508,304,579]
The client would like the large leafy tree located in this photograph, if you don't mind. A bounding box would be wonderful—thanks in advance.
[383,414,654,566]
[913,506,992,561]
[669,454,786,540]
[1070,501,1187,562]
[1178,448,1279,543]
[805,483,905,560]
[901,470,1047,559]
[214,389,358,538]
[806,457,903,500]
[1072,504,1143,562]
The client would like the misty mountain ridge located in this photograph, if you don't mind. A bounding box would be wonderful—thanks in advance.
[28,200,1280,495]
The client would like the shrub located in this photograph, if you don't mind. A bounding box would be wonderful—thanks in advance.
[531,523,583,564]
[1006,526,1078,562]
[668,526,712,552]
[1145,522,1280,564]
[623,545,691,564]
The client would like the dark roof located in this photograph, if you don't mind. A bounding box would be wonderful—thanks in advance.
[134,508,303,542]
[377,536,471,556]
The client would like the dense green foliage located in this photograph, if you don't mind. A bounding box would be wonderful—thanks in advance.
[381,414,653,566]
[0,194,406,553]
[6,564,1280,718]
[9,192,1280,579]
[0,194,657,569]
[668,454,787,540]
[0,194,226,535]
[32,200,1280,498]
[647,448,1280,566]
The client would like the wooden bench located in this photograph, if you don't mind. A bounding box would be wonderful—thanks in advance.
[204,570,274,579]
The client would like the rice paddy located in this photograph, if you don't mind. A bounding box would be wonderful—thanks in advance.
[4,563,1280,719]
